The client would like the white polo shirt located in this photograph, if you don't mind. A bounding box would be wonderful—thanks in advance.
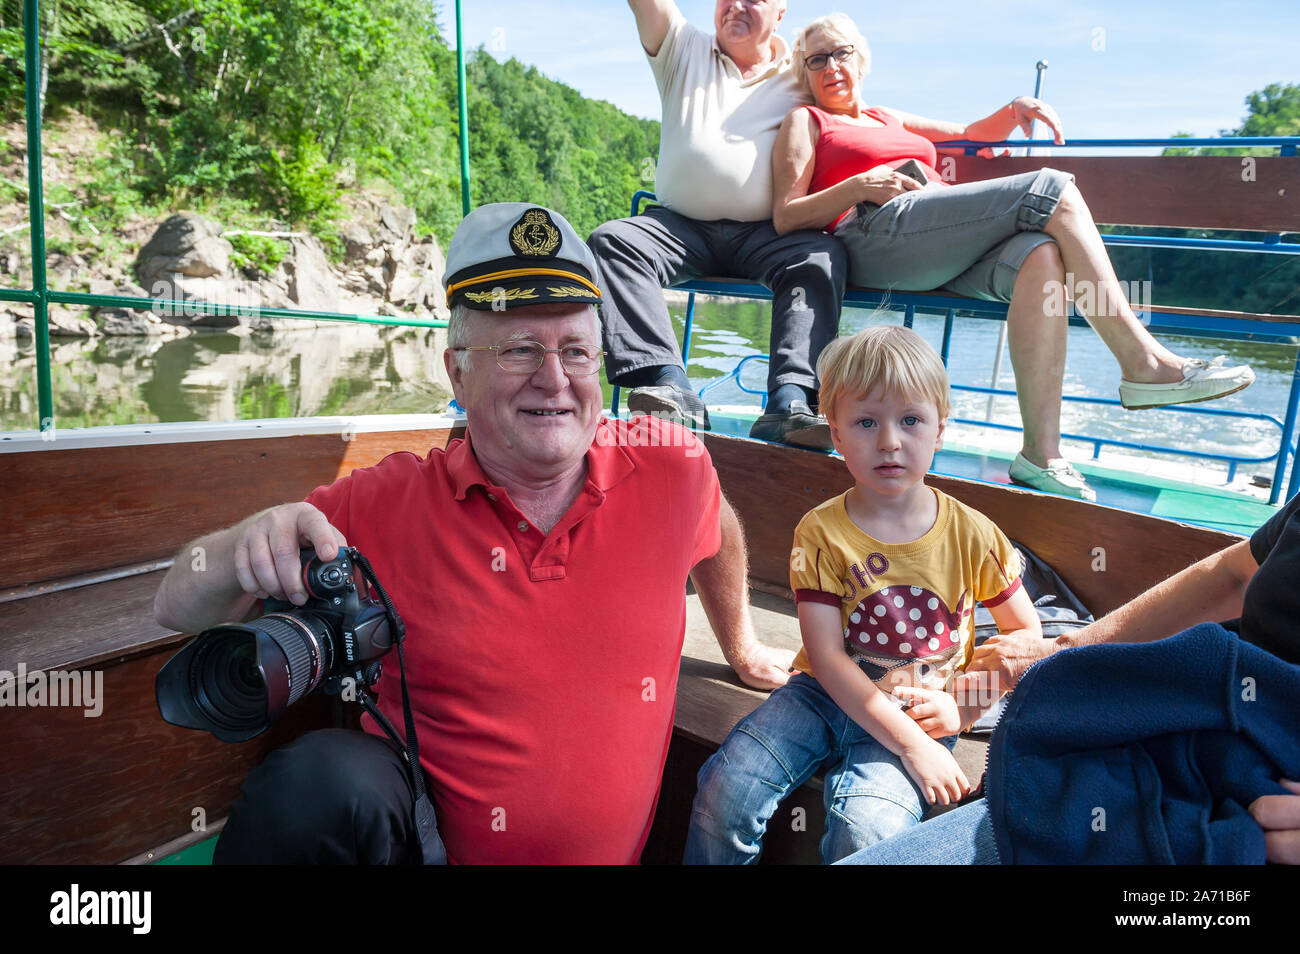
[650,15,810,223]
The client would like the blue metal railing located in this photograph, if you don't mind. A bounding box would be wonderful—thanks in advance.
[937,137,1298,152]
[623,135,1300,502]
[693,351,1284,483]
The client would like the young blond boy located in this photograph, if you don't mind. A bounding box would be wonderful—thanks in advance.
[683,325,1041,864]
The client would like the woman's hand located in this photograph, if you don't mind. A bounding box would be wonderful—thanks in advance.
[1011,96,1065,144]
[854,165,925,205]
[968,630,1057,689]
[1250,779,1300,864]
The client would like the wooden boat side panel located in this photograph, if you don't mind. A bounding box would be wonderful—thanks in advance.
[703,434,1241,617]
[0,427,459,591]
[0,649,342,864]
[0,570,175,675]
[951,156,1299,233]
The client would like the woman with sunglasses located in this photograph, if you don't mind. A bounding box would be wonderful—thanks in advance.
[772,14,1254,501]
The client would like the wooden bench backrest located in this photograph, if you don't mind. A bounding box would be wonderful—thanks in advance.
[950,155,1298,233]
[0,428,460,593]
[703,434,1241,617]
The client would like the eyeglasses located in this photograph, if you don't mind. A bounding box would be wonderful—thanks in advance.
[803,45,855,71]
[451,340,605,375]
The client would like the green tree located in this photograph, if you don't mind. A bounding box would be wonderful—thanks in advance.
[1164,82,1300,155]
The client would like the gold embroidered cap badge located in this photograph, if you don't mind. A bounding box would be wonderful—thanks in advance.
[509,208,562,258]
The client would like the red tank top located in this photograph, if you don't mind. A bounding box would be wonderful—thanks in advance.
[804,105,948,230]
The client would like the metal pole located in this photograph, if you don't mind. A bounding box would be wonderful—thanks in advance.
[24,0,53,434]
[455,0,472,216]
[1028,60,1048,154]
[985,60,1048,424]
[1278,349,1300,505]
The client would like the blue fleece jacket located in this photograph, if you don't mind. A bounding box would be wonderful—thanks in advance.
[986,624,1300,864]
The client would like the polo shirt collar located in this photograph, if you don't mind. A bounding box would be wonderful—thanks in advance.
[712,32,792,83]
[447,418,635,501]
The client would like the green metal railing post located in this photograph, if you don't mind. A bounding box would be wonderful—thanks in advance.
[455,0,471,216]
[24,0,53,434]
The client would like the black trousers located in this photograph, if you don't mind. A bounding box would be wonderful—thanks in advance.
[214,729,432,864]
[588,207,848,395]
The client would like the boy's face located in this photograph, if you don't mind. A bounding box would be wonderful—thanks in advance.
[827,387,946,497]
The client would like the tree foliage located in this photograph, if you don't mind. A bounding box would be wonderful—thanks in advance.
[1123,82,1300,315]
[1163,82,1300,156]
[1,0,660,245]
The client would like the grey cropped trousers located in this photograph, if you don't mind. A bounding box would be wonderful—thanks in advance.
[588,206,848,395]
[835,167,1073,302]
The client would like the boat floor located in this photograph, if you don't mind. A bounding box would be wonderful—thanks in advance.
[697,409,1276,537]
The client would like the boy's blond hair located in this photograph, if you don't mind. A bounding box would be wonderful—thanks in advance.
[817,326,951,421]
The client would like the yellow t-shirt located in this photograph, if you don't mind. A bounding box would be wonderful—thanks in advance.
[789,487,1022,691]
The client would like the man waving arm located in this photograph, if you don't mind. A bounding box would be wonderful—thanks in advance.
[628,0,677,56]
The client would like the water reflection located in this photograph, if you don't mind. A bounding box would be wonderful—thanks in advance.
[1,322,452,430]
[1,298,1292,471]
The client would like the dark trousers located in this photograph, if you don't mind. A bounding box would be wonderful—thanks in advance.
[588,207,848,395]
[214,729,430,864]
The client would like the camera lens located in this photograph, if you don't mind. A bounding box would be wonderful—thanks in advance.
[187,629,269,737]
[177,613,333,737]
[256,613,333,709]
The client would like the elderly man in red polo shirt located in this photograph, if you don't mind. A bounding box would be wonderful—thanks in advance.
[153,202,792,864]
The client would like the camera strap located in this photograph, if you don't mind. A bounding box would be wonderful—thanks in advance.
[351,550,447,866]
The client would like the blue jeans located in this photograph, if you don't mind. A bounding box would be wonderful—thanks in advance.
[683,672,958,864]
[834,798,1001,864]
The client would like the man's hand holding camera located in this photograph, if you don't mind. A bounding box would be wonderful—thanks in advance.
[233,502,348,605]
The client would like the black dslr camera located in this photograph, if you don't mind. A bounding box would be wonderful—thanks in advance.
[156,547,394,742]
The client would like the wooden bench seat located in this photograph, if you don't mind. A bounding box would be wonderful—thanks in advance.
[0,568,176,675]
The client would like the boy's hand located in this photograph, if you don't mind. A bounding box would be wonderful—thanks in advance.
[893,686,961,738]
[899,736,971,806]
[951,670,1005,730]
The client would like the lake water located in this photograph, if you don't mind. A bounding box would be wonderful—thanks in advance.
[2,296,1294,487]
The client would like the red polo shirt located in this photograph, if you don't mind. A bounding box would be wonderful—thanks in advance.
[305,416,721,863]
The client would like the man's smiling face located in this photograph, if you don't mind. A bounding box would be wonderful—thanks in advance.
[445,304,604,481]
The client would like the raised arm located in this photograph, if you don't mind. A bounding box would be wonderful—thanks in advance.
[628,0,678,57]
[153,502,348,635]
[882,95,1065,148]
[771,108,921,235]
[690,493,796,689]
